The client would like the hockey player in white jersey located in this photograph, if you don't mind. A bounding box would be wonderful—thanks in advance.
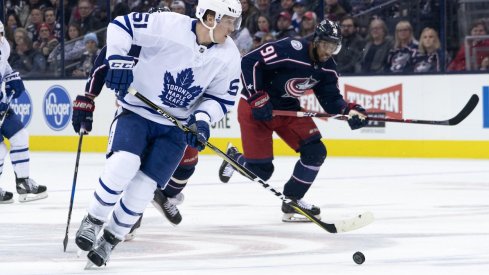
[0,20,48,204]
[75,0,242,267]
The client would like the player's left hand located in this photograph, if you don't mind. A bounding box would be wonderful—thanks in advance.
[72,95,95,134]
[247,91,273,121]
[186,112,210,151]
[4,71,25,99]
[343,103,368,130]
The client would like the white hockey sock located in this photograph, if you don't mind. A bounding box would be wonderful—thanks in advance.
[88,151,141,222]
[107,170,157,240]
[8,130,30,178]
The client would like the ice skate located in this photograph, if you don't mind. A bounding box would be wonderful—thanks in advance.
[152,189,184,225]
[76,214,104,251]
[282,198,321,222]
[124,215,142,241]
[0,188,13,204]
[86,229,122,267]
[218,143,239,183]
[16,178,48,202]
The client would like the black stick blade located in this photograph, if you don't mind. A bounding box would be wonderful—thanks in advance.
[448,94,479,125]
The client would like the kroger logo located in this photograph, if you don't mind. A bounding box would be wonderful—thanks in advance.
[43,85,72,131]
[10,90,33,127]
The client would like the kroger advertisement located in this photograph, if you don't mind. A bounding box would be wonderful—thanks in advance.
[16,74,489,153]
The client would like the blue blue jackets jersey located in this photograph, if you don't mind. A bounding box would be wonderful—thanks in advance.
[241,37,347,114]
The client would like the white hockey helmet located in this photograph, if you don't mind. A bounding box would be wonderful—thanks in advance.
[0,20,4,35]
[196,0,242,30]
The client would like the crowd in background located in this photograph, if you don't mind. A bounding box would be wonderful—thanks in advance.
[3,0,489,78]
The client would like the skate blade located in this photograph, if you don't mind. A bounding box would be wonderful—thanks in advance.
[334,211,375,233]
[18,192,48,202]
[84,261,95,270]
[0,199,14,204]
[282,213,321,222]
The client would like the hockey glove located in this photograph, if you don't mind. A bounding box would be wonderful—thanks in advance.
[0,102,9,114]
[343,103,369,130]
[72,95,95,134]
[248,91,273,121]
[105,55,135,100]
[4,72,25,99]
[186,112,210,151]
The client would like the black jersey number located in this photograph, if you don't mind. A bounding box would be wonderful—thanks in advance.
[260,46,278,63]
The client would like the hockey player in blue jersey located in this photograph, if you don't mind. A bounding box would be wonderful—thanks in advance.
[75,0,242,267]
[219,19,369,221]
[0,20,48,204]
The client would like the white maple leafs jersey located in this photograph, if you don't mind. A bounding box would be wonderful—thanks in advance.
[106,12,241,125]
[0,36,14,84]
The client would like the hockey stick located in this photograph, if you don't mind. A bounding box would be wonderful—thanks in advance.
[0,93,16,128]
[63,132,84,252]
[273,94,479,126]
[128,87,373,233]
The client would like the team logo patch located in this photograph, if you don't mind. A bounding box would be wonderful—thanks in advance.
[10,90,33,127]
[291,40,303,50]
[284,77,319,98]
[43,85,72,131]
[160,68,203,108]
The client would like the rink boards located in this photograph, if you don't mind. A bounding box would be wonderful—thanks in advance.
[12,74,489,158]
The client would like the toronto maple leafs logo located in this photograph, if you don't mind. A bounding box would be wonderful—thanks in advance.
[160,68,203,108]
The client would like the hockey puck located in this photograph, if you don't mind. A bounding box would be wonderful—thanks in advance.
[353,251,365,264]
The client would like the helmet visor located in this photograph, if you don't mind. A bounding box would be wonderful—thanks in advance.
[218,15,242,31]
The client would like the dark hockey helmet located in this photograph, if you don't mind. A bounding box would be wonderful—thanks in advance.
[313,19,342,54]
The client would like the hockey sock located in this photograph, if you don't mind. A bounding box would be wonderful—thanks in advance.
[8,130,30,178]
[283,160,320,199]
[162,165,195,197]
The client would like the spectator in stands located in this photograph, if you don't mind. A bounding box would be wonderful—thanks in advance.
[358,18,393,73]
[6,0,31,26]
[9,34,47,77]
[48,22,86,74]
[325,0,348,22]
[43,7,61,39]
[241,0,260,35]
[298,11,317,39]
[69,0,103,35]
[336,16,366,74]
[257,14,273,34]
[170,0,186,14]
[4,13,23,47]
[256,0,273,19]
[275,11,299,39]
[33,23,59,62]
[28,0,53,10]
[72,32,100,77]
[447,20,489,71]
[480,56,489,70]
[412,27,443,73]
[279,0,295,17]
[26,8,43,42]
[386,20,418,73]
[291,0,306,33]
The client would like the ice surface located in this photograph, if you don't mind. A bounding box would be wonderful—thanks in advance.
[0,153,488,274]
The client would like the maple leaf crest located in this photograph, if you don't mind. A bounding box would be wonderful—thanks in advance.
[160,68,203,108]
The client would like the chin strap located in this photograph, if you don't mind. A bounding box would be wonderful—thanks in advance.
[209,28,217,43]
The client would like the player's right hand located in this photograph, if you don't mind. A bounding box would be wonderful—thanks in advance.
[72,95,95,134]
[186,112,210,151]
[247,91,273,121]
[105,55,135,100]
[343,103,368,130]
[4,71,25,99]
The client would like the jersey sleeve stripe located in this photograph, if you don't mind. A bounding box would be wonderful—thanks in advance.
[202,93,235,106]
[111,19,133,38]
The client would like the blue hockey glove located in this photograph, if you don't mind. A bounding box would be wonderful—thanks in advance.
[4,71,25,99]
[247,91,273,121]
[186,112,210,151]
[343,103,369,130]
[72,95,95,134]
[105,55,134,100]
